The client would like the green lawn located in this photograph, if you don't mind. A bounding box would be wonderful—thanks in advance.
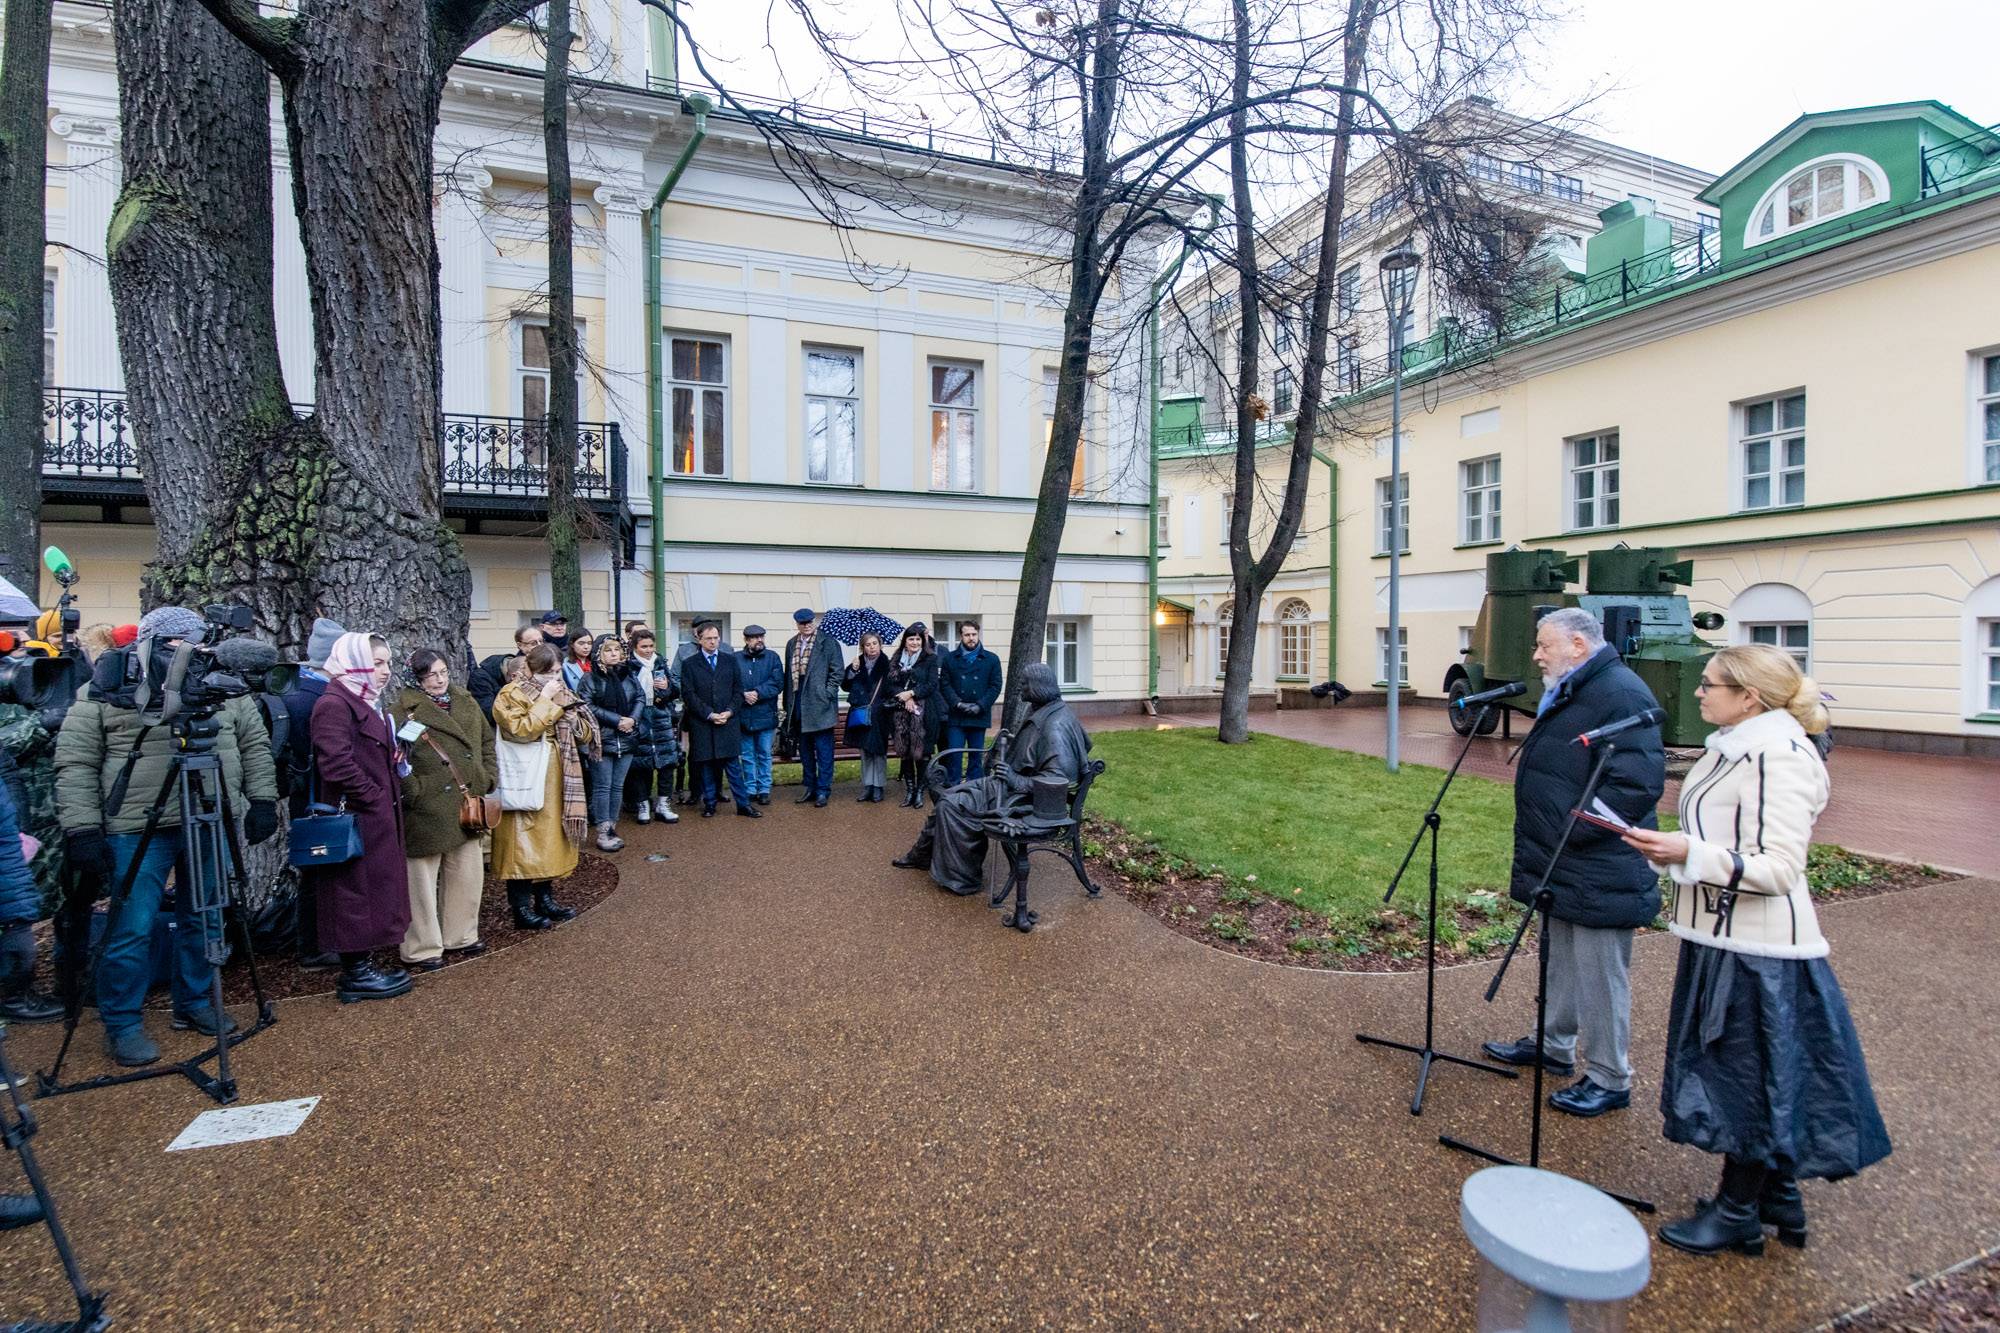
[1087,727,1518,938]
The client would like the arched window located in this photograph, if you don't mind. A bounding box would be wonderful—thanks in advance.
[1278,598,1312,678]
[1966,576,2000,722]
[1745,154,1888,247]
[1729,582,1814,671]
[1218,600,1235,675]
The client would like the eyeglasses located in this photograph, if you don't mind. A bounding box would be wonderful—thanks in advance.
[1695,676,1734,693]
[421,667,449,680]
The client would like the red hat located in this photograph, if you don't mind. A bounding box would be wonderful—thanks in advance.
[111,624,139,647]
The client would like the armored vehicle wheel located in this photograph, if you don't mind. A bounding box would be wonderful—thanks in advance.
[1446,678,1502,736]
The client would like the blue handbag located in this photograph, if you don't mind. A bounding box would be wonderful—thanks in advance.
[287,773,364,868]
[848,705,871,729]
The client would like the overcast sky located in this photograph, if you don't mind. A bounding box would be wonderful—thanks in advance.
[683,0,1996,180]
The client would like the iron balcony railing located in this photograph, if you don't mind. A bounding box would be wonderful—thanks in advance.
[41,387,626,504]
[1920,123,2000,197]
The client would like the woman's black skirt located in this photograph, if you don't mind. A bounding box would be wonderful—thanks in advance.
[1660,940,1891,1180]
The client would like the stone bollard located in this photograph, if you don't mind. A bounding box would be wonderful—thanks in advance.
[1460,1166,1651,1332]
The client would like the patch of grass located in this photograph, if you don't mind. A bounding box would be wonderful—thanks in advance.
[1088,728,1517,934]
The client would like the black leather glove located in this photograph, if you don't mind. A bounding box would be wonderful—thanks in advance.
[245,799,280,846]
[954,702,980,717]
[65,828,114,882]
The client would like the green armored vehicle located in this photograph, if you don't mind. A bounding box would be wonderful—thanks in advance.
[1444,546,1723,748]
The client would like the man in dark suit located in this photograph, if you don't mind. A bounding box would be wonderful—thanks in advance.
[1480,607,1666,1119]
[680,621,758,819]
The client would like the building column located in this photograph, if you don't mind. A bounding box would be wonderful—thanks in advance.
[50,112,121,391]
[437,163,491,416]
[595,182,648,510]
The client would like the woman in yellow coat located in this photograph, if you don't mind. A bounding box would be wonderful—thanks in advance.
[491,642,597,929]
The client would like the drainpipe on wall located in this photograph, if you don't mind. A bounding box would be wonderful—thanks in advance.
[1147,197,1221,706]
[1312,447,1337,684]
[644,94,711,637]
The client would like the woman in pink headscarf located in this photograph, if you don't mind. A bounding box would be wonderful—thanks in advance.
[306,632,414,1004]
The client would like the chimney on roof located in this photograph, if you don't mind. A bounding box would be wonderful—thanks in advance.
[1584,197,1672,282]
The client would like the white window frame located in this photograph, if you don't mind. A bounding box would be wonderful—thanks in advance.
[1738,391,1807,511]
[1220,490,1235,548]
[1745,153,1889,248]
[1336,265,1359,320]
[1983,619,2000,718]
[1460,455,1502,544]
[1043,617,1087,688]
[1745,622,1811,672]
[1962,576,2000,722]
[1376,626,1408,687]
[1334,336,1359,393]
[1974,349,2000,485]
[1216,601,1234,677]
[1043,365,1087,497]
[803,345,862,486]
[1273,366,1295,416]
[42,268,57,387]
[928,359,981,493]
[1277,599,1312,679]
[514,316,589,420]
[1156,495,1171,548]
[1566,431,1620,532]
[1273,309,1295,359]
[667,332,729,478]
[1375,474,1409,556]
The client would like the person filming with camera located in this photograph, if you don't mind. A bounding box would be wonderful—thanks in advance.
[53,606,280,1068]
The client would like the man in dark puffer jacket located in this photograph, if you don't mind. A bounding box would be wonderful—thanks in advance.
[1482,608,1665,1120]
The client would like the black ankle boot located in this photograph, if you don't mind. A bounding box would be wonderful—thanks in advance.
[337,955,413,1004]
[508,882,551,931]
[900,776,918,808]
[1662,1158,1768,1257]
[1759,1173,1807,1248]
[536,882,577,922]
[911,779,925,809]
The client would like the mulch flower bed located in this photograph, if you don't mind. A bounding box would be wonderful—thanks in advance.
[1084,818,1959,974]
[29,855,620,1008]
[1829,1249,2000,1331]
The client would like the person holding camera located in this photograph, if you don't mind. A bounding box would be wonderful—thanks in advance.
[53,606,281,1067]
[308,632,414,1004]
[936,620,1002,785]
[392,649,496,972]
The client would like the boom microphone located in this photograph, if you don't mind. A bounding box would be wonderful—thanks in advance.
[42,546,75,582]
[1573,706,1666,746]
[212,638,282,689]
[1452,681,1526,710]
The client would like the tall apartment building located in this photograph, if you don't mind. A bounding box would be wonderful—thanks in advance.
[1154,102,1713,700]
[37,0,1156,703]
[1158,99,2000,752]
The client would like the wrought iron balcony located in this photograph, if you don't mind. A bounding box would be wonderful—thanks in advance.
[41,388,627,516]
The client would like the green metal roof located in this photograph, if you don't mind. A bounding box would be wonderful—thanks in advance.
[1698,100,1991,204]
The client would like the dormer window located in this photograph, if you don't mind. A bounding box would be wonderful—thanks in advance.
[1746,154,1888,246]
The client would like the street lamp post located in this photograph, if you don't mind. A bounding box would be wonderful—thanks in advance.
[1378,242,1420,774]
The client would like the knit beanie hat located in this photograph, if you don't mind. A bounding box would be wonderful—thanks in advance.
[306,616,347,667]
[137,605,206,644]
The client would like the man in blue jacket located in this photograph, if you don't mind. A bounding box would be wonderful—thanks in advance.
[937,621,1004,784]
[734,625,785,805]
[1481,608,1666,1119]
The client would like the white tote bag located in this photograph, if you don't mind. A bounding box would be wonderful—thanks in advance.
[495,735,551,812]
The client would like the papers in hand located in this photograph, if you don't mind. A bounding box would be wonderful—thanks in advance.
[1572,798,1633,833]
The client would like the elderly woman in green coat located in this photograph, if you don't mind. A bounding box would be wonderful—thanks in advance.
[392,648,498,971]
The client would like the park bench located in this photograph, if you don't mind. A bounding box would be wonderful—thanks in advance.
[925,739,1106,933]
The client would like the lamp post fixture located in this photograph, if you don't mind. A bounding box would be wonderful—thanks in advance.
[1378,242,1420,774]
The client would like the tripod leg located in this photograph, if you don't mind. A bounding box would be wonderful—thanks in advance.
[1,1031,106,1323]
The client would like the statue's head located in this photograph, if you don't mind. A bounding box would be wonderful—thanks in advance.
[1021,662,1062,706]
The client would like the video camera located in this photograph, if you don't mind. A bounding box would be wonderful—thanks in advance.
[142,605,268,727]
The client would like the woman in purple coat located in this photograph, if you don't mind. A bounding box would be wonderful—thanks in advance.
[308,632,414,1004]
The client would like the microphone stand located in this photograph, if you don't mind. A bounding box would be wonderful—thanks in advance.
[1355,703,1517,1115]
[1438,738,1656,1213]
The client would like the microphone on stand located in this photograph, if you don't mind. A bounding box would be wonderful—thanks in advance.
[1452,681,1525,711]
[1573,707,1666,747]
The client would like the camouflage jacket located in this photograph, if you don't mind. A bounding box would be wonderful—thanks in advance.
[0,702,64,919]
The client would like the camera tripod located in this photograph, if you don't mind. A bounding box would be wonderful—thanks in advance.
[40,716,275,1106]
[1,1023,110,1331]
[1354,704,1517,1115]
[1437,738,1655,1213]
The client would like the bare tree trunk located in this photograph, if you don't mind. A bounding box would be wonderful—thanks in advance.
[1001,0,1119,728]
[108,0,324,645]
[0,0,52,594]
[543,0,585,627]
[1216,0,1261,744]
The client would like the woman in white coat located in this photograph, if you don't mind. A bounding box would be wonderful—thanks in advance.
[1621,644,1889,1257]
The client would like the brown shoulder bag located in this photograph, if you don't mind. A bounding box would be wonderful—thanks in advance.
[420,729,501,834]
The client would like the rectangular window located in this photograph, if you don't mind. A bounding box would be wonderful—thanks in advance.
[1044,619,1084,688]
[803,347,860,485]
[1978,354,2000,483]
[1279,606,1312,678]
[1508,161,1544,194]
[1740,392,1806,510]
[1218,609,1233,675]
[673,613,728,649]
[1273,367,1295,416]
[42,269,57,387]
[929,360,979,492]
[1156,496,1171,547]
[1376,474,1409,555]
[1377,626,1408,686]
[1220,490,1235,547]
[1337,265,1359,320]
[1043,365,1084,496]
[1468,153,1501,184]
[1293,240,1318,270]
[1568,431,1620,530]
[933,616,976,646]
[1747,623,1811,672]
[1985,620,2000,713]
[669,335,727,477]
[1335,337,1360,393]
[1553,174,1583,202]
[1460,455,1502,543]
[1273,310,1295,359]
